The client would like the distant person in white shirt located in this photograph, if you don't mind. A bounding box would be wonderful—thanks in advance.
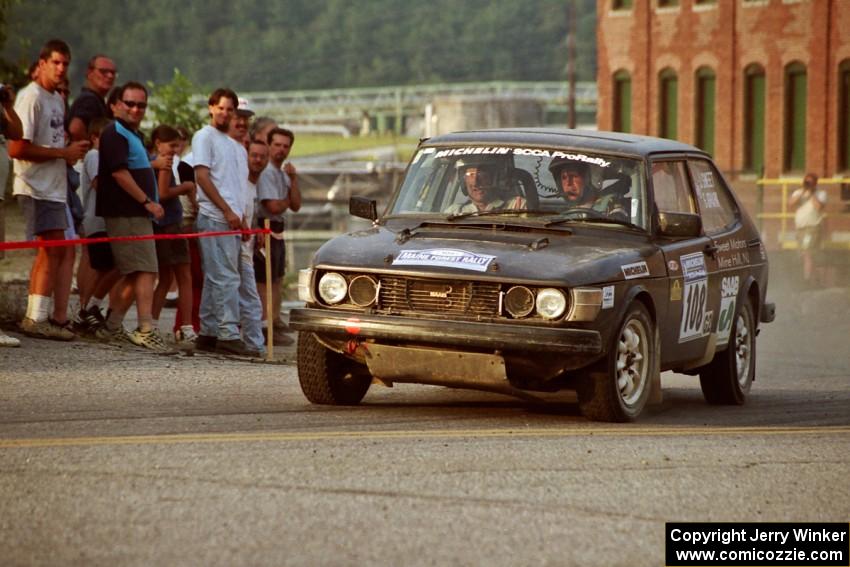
[789,172,827,286]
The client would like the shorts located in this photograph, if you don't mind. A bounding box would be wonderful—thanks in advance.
[796,225,822,251]
[86,231,115,272]
[17,195,68,239]
[105,216,158,275]
[253,236,286,283]
[154,222,190,267]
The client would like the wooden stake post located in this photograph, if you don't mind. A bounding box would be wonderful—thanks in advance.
[264,218,274,361]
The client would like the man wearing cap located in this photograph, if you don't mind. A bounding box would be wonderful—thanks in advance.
[228,97,253,150]
[445,161,525,215]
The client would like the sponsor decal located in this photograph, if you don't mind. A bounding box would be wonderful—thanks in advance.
[670,279,682,301]
[667,260,679,272]
[392,248,496,272]
[431,147,611,168]
[716,275,740,346]
[602,285,615,309]
[716,237,751,269]
[621,261,649,280]
[679,252,708,342]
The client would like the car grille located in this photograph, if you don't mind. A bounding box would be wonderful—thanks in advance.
[378,276,501,317]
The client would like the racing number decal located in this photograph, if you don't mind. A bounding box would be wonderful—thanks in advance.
[679,252,709,343]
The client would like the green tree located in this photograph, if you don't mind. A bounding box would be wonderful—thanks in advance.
[146,69,205,134]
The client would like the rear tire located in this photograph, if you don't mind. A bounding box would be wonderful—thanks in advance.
[699,300,755,405]
[297,332,372,405]
[577,302,658,422]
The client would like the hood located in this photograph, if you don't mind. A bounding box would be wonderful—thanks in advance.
[310,221,664,286]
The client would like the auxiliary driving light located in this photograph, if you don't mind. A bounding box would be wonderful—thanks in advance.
[504,286,535,318]
[349,275,379,307]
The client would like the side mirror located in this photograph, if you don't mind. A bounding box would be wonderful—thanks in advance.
[657,211,702,238]
[349,196,378,221]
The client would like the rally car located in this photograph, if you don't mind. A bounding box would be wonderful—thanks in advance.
[290,128,776,422]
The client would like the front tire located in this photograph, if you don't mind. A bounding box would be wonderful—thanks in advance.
[297,332,372,405]
[577,302,658,422]
[699,300,755,405]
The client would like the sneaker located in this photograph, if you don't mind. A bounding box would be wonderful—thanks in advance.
[216,339,261,357]
[0,330,21,347]
[175,327,198,350]
[73,306,105,334]
[128,328,177,354]
[95,324,131,343]
[19,318,75,341]
[195,335,217,352]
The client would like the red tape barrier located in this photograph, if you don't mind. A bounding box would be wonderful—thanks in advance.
[0,228,271,251]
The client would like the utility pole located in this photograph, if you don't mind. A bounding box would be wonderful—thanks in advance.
[567,0,577,129]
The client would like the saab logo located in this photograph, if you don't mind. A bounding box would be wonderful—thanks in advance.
[721,275,739,298]
[429,287,451,298]
[621,261,649,280]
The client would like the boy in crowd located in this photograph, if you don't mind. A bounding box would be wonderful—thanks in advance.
[9,39,89,340]
[74,116,122,334]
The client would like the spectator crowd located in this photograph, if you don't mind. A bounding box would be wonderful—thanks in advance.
[0,39,300,354]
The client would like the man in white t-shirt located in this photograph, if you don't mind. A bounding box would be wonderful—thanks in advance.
[193,88,256,356]
[8,39,90,341]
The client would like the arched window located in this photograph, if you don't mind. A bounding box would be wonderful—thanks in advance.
[743,64,766,174]
[839,59,850,172]
[613,70,632,133]
[784,61,807,172]
[695,66,716,155]
[659,68,678,139]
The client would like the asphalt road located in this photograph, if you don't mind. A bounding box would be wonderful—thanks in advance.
[1,286,848,567]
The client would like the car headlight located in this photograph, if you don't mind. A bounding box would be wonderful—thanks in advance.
[318,272,348,304]
[535,288,567,319]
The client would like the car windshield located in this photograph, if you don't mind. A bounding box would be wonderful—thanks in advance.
[388,145,648,230]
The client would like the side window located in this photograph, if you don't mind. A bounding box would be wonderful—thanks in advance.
[687,159,738,234]
[651,161,694,214]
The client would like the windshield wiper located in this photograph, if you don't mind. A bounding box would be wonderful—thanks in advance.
[445,208,550,221]
[545,215,643,231]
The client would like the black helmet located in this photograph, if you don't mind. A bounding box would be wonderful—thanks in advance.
[455,155,501,196]
[548,156,590,183]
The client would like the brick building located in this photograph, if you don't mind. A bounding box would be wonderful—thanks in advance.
[596,0,850,180]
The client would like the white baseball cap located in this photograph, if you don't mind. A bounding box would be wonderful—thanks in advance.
[237,97,254,117]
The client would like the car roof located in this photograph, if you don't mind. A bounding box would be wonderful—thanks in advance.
[424,128,707,159]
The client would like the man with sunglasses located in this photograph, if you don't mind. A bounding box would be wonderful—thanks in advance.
[68,54,116,142]
[95,81,173,352]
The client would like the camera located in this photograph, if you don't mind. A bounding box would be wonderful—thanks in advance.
[0,84,11,104]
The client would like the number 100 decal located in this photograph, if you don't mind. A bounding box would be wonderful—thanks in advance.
[679,252,709,343]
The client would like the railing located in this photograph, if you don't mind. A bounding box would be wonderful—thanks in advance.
[756,177,850,249]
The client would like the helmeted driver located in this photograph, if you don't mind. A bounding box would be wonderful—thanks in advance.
[549,157,628,220]
[445,157,525,214]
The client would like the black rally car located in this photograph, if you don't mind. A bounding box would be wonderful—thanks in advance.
[290,128,775,422]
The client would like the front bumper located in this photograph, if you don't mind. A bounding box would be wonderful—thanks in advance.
[290,308,603,355]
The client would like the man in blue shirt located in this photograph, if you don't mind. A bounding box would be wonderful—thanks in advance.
[96,81,172,352]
